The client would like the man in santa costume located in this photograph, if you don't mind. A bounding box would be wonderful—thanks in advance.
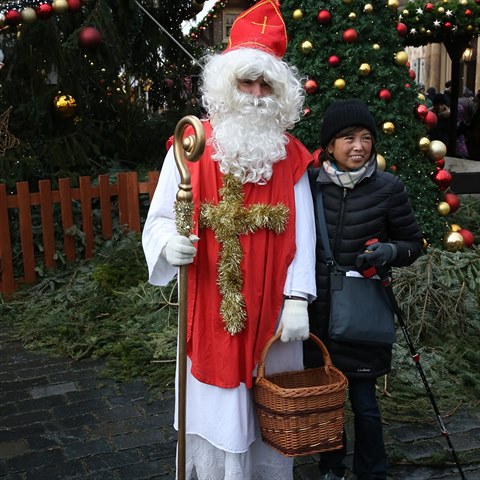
[142,1,316,478]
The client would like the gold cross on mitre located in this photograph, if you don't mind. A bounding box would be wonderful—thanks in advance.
[251,16,272,34]
[0,106,20,156]
[200,173,289,335]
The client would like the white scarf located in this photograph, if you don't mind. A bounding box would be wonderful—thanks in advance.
[323,158,371,189]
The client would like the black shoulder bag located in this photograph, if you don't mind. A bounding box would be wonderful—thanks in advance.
[315,183,396,346]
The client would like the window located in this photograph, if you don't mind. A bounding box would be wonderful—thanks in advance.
[223,10,242,41]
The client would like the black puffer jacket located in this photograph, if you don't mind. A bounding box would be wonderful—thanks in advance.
[305,165,424,378]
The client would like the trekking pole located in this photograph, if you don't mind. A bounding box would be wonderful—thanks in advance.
[173,115,205,480]
[382,277,467,480]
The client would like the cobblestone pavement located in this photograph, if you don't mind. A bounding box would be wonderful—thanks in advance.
[1,326,479,480]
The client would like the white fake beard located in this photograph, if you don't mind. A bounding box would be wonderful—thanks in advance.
[211,92,288,185]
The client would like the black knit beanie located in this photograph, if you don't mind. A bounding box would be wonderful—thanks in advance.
[320,99,377,148]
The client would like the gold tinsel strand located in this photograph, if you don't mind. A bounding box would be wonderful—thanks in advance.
[174,201,194,237]
[200,174,289,335]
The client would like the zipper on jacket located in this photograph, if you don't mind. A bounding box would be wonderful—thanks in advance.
[333,187,348,256]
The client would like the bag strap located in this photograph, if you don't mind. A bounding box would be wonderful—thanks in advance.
[315,182,335,269]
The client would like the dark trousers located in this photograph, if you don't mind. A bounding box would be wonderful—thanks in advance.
[318,377,387,480]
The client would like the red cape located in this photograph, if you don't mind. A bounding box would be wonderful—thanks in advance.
[175,121,312,388]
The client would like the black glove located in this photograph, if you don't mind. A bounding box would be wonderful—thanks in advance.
[356,242,397,268]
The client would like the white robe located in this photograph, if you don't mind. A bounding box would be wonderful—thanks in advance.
[142,147,316,479]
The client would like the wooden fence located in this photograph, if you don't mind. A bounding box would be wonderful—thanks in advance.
[0,171,160,296]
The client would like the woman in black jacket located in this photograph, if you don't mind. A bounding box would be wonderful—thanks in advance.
[307,99,424,480]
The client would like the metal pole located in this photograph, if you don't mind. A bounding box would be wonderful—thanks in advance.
[172,116,205,480]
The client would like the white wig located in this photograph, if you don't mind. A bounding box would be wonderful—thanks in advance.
[200,48,305,129]
[199,48,305,184]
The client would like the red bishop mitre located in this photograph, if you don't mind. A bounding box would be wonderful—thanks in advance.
[224,0,287,58]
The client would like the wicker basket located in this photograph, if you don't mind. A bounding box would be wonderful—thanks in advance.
[254,332,348,457]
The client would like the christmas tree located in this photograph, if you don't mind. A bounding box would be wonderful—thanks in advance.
[0,0,202,189]
[281,0,451,246]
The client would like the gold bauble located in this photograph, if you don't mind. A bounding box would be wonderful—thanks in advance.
[376,154,386,171]
[334,78,346,90]
[349,12,357,20]
[373,43,380,50]
[382,122,395,134]
[292,9,303,20]
[450,224,462,232]
[418,137,431,152]
[21,7,37,23]
[460,0,467,4]
[417,93,426,102]
[52,0,69,13]
[428,140,447,160]
[442,231,465,252]
[53,94,77,118]
[394,51,408,66]
[436,201,450,216]
[300,40,313,54]
[387,0,399,9]
[359,63,371,76]
[364,4,373,13]
[437,7,445,14]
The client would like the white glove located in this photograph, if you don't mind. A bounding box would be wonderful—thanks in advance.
[277,299,309,342]
[162,234,199,266]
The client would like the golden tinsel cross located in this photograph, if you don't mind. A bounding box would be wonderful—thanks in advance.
[0,106,20,156]
[200,173,289,335]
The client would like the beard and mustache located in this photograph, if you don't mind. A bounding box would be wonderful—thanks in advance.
[210,90,289,185]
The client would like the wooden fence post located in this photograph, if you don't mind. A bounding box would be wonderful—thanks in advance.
[39,179,56,270]
[58,177,76,263]
[0,183,15,295]
[79,176,94,259]
[16,181,36,283]
[99,174,113,239]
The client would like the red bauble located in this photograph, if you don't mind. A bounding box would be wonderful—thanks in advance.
[5,10,22,25]
[443,22,452,31]
[459,229,475,247]
[303,107,311,117]
[425,3,434,11]
[304,79,318,94]
[465,9,473,17]
[432,169,452,191]
[444,193,461,213]
[342,28,357,43]
[328,55,340,67]
[405,83,411,88]
[78,27,102,50]
[317,9,332,25]
[396,22,408,37]
[424,111,438,130]
[415,104,429,119]
[436,158,445,169]
[409,69,416,80]
[378,88,392,101]
[67,0,82,11]
[36,3,53,18]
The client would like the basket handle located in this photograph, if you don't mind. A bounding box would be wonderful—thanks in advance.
[256,331,335,379]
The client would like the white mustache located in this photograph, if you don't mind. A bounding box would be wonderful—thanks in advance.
[235,91,275,109]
